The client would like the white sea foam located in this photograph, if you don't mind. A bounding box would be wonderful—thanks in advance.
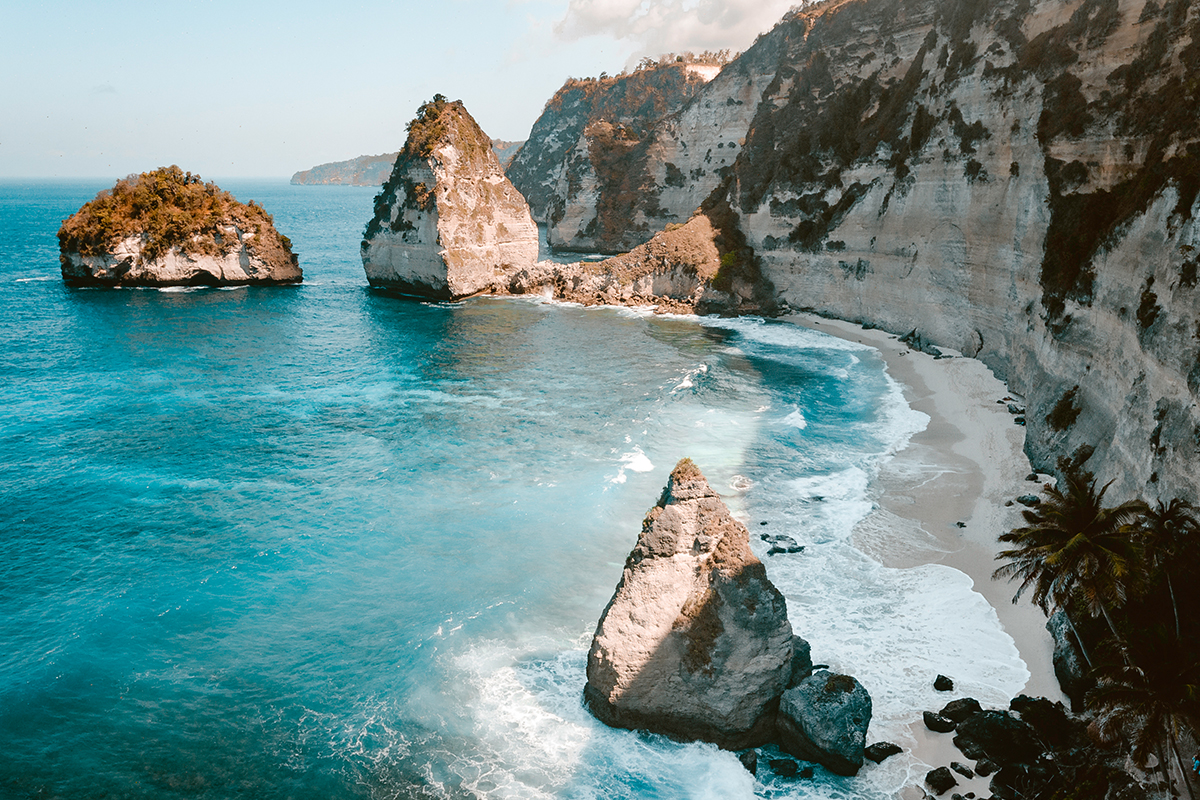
[781,408,807,429]
[14,275,56,282]
[672,364,708,392]
[450,642,757,799]
[609,447,654,484]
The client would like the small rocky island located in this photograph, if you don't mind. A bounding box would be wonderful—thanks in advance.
[586,458,873,775]
[58,166,301,286]
[360,96,539,299]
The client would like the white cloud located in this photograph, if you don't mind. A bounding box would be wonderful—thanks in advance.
[554,0,799,61]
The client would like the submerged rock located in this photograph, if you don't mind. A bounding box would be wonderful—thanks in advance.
[776,670,872,776]
[361,95,538,299]
[58,166,300,286]
[585,458,795,749]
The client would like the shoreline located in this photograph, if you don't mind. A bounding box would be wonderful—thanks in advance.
[784,312,1064,795]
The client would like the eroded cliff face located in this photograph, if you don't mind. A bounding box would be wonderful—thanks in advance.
[530,0,1199,501]
[506,63,717,253]
[706,0,1200,502]
[361,97,539,299]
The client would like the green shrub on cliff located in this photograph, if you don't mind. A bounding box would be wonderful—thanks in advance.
[58,166,291,265]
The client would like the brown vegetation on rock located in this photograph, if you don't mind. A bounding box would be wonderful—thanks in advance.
[58,166,295,268]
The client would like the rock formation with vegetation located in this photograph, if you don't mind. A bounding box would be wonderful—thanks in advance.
[506,54,731,253]
[360,96,539,299]
[585,458,799,749]
[58,166,300,286]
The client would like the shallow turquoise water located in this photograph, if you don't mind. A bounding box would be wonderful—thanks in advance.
[0,180,1025,799]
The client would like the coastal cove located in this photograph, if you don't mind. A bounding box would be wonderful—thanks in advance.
[3,180,1045,799]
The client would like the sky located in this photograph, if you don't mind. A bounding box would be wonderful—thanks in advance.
[0,0,797,179]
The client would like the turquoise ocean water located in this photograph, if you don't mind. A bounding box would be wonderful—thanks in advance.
[0,180,1027,799]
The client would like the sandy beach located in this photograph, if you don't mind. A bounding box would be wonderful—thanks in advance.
[786,312,1065,796]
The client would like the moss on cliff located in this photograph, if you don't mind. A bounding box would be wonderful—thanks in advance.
[58,166,294,266]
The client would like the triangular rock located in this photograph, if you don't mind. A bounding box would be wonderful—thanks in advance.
[585,458,795,748]
[361,95,539,299]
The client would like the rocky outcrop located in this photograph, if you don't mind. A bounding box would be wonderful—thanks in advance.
[291,152,398,186]
[953,710,1042,766]
[58,166,300,286]
[584,458,795,749]
[505,207,774,314]
[361,96,538,299]
[506,61,720,253]
[510,0,1200,503]
[776,670,873,776]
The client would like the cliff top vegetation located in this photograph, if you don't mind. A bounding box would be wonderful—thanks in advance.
[364,96,500,241]
[400,95,492,162]
[58,166,292,265]
[541,59,715,132]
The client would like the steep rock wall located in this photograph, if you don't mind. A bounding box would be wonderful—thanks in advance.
[507,63,717,253]
[361,97,539,299]
[710,0,1200,502]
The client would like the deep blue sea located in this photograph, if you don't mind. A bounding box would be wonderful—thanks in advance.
[0,180,1027,799]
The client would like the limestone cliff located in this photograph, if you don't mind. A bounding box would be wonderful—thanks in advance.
[516,0,1200,503]
[361,96,539,299]
[506,62,718,253]
[714,0,1200,503]
[585,459,796,749]
[58,166,301,286]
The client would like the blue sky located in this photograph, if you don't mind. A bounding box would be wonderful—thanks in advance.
[0,0,795,178]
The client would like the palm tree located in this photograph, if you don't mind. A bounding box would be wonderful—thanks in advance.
[993,467,1147,660]
[1089,631,1200,800]
[1137,498,1200,642]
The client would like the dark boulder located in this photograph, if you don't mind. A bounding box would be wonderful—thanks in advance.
[1015,494,1041,506]
[777,670,872,776]
[939,697,982,724]
[1009,694,1086,751]
[769,758,798,777]
[926,766,958,795]
[864,741,903,763]
[924,711,957,732]
[934,674,955,691]
[974,757,998,776]
[950,761,975,779]
[953,710,1041,766]
[738,750,757,775]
